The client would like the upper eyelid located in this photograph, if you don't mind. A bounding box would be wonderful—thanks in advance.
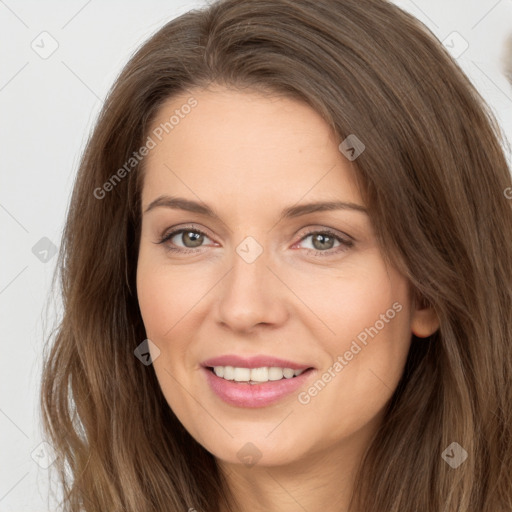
[159,225,214,242]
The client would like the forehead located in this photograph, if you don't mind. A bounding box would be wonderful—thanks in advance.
[142,86,363,210]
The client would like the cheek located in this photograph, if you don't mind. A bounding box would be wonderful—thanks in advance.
[289,253,408,344]
[136,255,205,340]
[321,308,411,432]
[136,259,200,413]
[297,256,412,413]
[332,266,411,381]
[297,315,412,453]
[136,268,174,339]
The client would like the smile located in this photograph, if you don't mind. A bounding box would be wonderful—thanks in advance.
[209,365,307,384]
[203,366,316,408]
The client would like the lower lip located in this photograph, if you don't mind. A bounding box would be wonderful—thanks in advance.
[202,367,316,408]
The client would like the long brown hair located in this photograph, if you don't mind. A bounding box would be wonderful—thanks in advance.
[40,0,512,510]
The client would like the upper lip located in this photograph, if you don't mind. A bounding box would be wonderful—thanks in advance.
[201,354,314,370]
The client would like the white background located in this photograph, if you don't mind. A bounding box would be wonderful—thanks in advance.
[1,0,511,510]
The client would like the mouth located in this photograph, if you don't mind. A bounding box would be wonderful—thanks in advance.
[205,365,314,384]
[202,365,317,408]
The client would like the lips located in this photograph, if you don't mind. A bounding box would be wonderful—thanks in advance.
[202,365,316,408]
[200,354,316,407]
[201,354,314,370]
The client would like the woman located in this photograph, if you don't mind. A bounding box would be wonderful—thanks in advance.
[40,0,512,511]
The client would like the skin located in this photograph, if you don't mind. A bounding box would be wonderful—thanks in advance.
[136,84,439,512]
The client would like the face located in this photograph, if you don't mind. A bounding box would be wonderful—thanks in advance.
[136,85,438,468]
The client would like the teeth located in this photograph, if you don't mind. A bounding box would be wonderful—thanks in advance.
[233,367,251,381]
[212,366,307,383]
[223,366,234,380]
[250,367,269,382]
[268,367,284,380]
[283,368,295,379]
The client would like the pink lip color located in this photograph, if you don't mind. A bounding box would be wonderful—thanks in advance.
[201,354,312,370]
[202,367,316,408]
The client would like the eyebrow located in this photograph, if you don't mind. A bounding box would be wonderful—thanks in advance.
[143,195,368,220]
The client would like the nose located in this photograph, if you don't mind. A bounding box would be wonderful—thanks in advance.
[215,241,289,334]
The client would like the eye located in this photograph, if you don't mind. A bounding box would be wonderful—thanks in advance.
[155,225,354,257]
[156,226,214,254]
[294,229,354,256]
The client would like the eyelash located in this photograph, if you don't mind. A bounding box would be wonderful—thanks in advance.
[155,224,354,257]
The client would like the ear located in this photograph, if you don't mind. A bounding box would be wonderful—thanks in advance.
[410,293,439,338]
